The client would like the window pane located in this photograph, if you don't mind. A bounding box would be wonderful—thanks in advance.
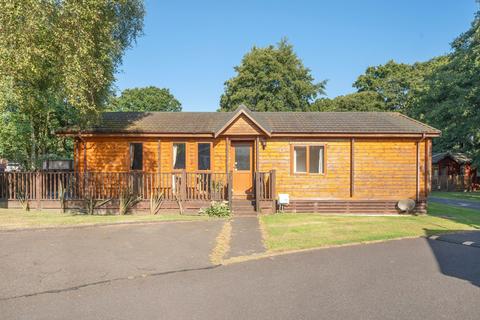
[309,146,324,173]
[294,146,307,173]
[198,143,211,171]
[235,145,250,171]
[173,143,186,169]
[130,143,143,171]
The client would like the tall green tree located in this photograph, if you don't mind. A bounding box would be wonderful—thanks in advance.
[109,87,181,112]
[353,59,447,113]
[310,91,387,112]
[413,11,480,164]
[220,39,326,112]
[0,0,145,168]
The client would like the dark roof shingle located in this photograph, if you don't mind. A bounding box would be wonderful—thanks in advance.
[60,106,440,136]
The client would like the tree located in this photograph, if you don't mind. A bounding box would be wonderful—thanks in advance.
[0,0,145,168]
[310,91,387,112]
[412,11,480,164]
[219,39,326,112]
[353,60,429,112]
[109,87,181,112]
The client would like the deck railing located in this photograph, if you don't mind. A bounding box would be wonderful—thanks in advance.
[0,171,230,201]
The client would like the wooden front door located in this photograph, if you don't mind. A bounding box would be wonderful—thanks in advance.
[231,141,254,199]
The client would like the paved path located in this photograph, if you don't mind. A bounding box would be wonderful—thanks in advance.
[429,196,480,210]
[0,220,223,299]
[227,216,266,258]
[2,237,479,320]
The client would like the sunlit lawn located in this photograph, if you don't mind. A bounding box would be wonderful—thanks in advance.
[0,209,210,230]
[260,202,480,252]
[431,191,480,202]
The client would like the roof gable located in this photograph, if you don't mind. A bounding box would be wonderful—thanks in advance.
[213,105,271,137]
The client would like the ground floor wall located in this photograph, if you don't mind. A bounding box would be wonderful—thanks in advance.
[258,137,430,202]
[70,135,432,214]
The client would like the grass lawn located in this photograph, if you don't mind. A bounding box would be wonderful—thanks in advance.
[430,191,480,202]
[260,202,480,252]
[0,209,211,230]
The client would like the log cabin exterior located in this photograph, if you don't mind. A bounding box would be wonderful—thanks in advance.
[57,105,440,214]
[432,152,478,191]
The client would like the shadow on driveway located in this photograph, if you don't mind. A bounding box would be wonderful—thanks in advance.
[425,230,480,288]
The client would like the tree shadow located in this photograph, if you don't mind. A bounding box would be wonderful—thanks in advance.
[422,205,480,287]
[424,229,480,288]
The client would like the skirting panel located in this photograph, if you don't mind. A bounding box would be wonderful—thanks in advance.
[282,200,427,215]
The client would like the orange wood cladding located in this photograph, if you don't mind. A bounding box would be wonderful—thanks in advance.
[74,114,432,202]
[76,137,227,173]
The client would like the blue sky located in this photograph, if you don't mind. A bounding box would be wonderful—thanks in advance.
[115,0,478,111]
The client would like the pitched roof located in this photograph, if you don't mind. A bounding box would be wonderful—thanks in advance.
[58,106,440,136]
[432,152,472,165]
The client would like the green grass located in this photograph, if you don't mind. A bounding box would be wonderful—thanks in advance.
[260,203,480,252]
[431,191,480,202]
[0,209,211,230]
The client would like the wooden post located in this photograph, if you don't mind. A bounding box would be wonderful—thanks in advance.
[350,138,355,198]
[227,172,232,212]
[83,140,87,173]
[270,169,276,213]
[424,139,429,198]
[255,172,260,212]
[157,139,161,173]
[416,141,420,201]
[255,137,260,172]
[181,170,187,201]
[225,137,230,174]
[35,171,42,210]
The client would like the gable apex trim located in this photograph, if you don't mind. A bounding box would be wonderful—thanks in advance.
[214,104,272,137]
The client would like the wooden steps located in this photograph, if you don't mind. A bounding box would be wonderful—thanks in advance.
[231,200,257,215]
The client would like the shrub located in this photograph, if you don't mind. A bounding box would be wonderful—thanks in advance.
[83,196,111,215]
[149,191,164,215]
[17,191,30,212]
[200,201,231,217]
[119,189,141,215]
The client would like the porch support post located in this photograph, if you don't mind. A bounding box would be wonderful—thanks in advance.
[350,138,355,198]
[255,137,260,172]
[157,139,161,173]
[83,140,87,173]
[227,172,232,212]
[416,140,420,201]
[225,137,230,174]
[255,172,260,212]
[424,139,429,198]
[255,137,260,212]
[270,169,276,213]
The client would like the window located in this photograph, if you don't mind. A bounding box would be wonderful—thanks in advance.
[173,143,186,170]
[130,143,143,171]
[198,143,211,171]
[294,146,307,173]
[293,145,325,174]
[309,146,324,174]
[234,144,251,171]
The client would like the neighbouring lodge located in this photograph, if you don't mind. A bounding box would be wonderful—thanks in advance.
[432,152,478,191]
[46,104,438,214]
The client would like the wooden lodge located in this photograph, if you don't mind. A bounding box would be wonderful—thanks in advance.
[0,105,440,214]
[432,152,478,191]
